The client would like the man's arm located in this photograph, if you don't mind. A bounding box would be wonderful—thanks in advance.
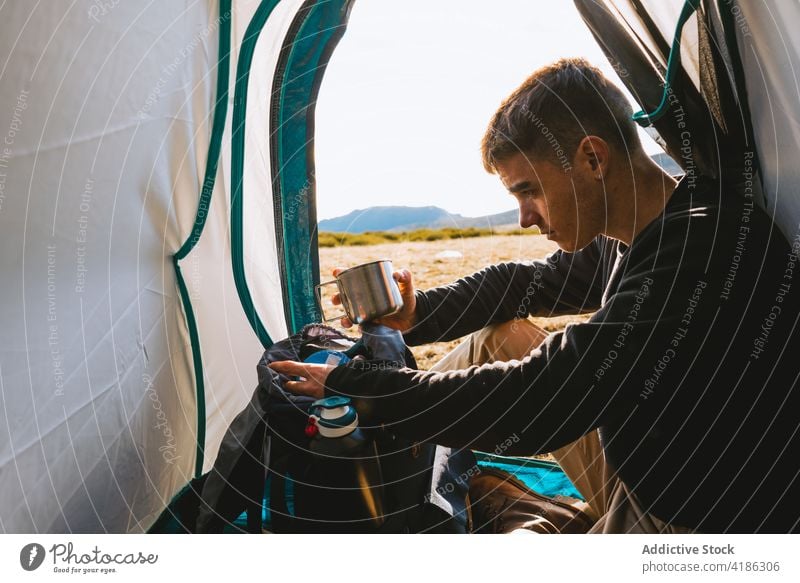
[327,216,715,455]
[402,236,612,345]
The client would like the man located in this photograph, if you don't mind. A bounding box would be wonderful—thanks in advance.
[271,59,800,533]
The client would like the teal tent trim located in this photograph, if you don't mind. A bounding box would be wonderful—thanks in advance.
[173,0,232,479]
[632,0,701,126]
[230,0,283,349]
[270,0,354,331]
[231,0,354,340]
[150,0,357,533]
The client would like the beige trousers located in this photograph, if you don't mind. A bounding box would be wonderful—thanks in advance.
[430,319,694,534]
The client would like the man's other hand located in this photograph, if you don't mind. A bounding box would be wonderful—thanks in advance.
[268,361,334,400]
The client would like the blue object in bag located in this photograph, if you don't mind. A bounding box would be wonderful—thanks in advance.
[302,349,351,367]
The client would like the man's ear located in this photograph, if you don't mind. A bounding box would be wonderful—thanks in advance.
[576,136,610,179]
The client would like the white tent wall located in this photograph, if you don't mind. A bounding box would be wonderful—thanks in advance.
[733,0,800,241]
[190,0,298,481]
[0,0,210,532]
[620,0,702,92]
[0,0,300,532]
[238,0,304,344]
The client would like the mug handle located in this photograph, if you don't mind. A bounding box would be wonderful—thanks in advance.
[314,280,346,323]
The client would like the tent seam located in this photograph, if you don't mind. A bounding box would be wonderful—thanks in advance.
[172,0,232,479]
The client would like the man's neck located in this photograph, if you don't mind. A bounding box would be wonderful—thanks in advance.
[604,156,679,246]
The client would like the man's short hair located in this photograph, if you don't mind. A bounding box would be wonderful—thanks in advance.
[481,58,642,173]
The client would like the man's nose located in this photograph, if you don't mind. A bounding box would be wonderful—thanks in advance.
[518,203,541,230]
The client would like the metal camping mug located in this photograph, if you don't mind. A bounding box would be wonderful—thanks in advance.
[315,259,404,324]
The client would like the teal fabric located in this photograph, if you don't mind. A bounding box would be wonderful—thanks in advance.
[273,0,352,331]
[474,453,583,500]
[230,0,352,341]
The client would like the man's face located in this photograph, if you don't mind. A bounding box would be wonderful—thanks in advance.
[495,152,605,252]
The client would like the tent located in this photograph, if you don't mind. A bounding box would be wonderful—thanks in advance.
[1,0,798,533]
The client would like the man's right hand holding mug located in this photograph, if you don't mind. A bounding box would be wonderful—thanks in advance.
[331,267,418,331]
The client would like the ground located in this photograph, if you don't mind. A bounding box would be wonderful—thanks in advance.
[318,233,591,369]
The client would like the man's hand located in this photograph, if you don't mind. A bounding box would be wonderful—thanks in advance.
[332,267,418,331]
[268,361,335,400]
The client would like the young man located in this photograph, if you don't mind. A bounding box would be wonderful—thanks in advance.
[271,59,800,533]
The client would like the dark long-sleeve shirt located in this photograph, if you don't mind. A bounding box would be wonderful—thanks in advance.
[327,175,800,532]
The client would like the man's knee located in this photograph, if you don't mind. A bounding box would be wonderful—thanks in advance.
[473,318,547,343]
[470,319,548,364]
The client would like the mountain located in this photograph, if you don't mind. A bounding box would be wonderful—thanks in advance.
[317,205,519,233]
[319,154,682,233]
[318,206,453,233]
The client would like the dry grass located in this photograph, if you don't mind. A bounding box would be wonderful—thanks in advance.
[318,227,498,247]
[318,232,590,369]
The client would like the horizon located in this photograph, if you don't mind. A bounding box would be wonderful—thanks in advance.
[320,203,506,221]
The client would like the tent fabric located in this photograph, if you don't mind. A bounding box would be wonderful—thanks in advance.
[628,0,700,126]
[230,0,353,342]
[576,0,800,238]
[574,0,710,169]
[731,0,800,240]
[229,0,303,350]
[270,0,354,333]
[574,1,763,205]
[626,0,702,92]
[174,0,233,480]
[0,0,335,533]
[0,0,219,533]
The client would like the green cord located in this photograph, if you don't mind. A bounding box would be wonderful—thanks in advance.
[632,0,702,127]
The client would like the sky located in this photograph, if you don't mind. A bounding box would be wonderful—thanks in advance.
[314,0,663,221]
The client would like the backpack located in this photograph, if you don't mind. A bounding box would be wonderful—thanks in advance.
[196,323,476,533]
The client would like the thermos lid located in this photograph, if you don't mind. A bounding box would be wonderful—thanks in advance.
[312,395,351,409]
[310,396,359,438]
